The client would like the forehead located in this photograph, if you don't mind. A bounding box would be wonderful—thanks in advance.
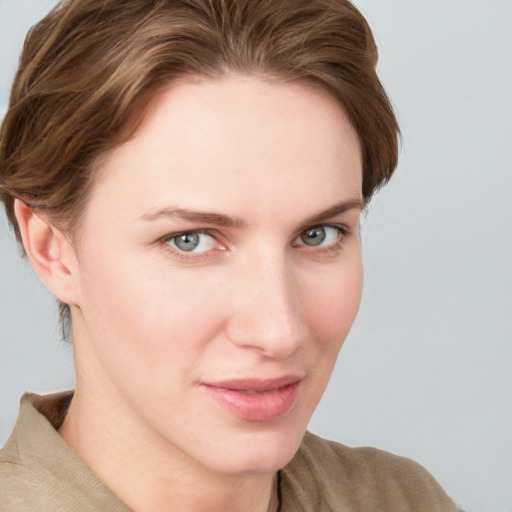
[85,75,362,227]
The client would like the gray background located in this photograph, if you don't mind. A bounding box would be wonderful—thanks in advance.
[1,1,511,511]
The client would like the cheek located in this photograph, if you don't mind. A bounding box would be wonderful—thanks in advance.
[77,251,229,368]
[77,239,362,368]
[301,253,363,349]
[292,253,363,419]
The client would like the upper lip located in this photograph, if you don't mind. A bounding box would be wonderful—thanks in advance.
[202,375,304,392]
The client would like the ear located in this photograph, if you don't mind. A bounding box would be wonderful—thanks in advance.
[14,198,80,306]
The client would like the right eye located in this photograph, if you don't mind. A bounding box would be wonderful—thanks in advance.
[163,231,217,253]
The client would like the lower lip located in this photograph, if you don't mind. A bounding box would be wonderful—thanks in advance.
[202,381,301,422]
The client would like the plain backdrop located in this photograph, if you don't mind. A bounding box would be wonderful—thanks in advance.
[1,1,511,511]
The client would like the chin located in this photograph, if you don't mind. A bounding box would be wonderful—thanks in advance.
[198,421,308,476]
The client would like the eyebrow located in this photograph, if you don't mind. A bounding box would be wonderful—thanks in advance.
[140,207,246,228]
[304,198,364,226]
[139,198,364,229]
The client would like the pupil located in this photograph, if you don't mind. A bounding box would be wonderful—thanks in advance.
[175,232,199,251]
[301,227,326,246]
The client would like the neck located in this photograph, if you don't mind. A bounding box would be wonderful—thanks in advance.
[59,383,279,512]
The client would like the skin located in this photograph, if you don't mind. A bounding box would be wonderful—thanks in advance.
[16,75,364,512]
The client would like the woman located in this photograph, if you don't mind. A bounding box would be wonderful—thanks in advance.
[0,0,461,510]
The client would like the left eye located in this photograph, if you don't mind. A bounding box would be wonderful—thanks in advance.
[293,225,342,247]
[164,231,217,253]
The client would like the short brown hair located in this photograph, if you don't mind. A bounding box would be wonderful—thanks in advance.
[0,0,400,334]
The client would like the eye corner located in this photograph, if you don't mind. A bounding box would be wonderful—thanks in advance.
[158,229,228,264]
[293,224,345,245]
[291,224,350,259]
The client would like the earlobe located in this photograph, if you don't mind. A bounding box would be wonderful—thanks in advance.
[14,198,80,306]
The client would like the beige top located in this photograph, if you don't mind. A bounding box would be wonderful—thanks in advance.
[0,392,461,512]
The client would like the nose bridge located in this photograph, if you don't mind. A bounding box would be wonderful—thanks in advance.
[228,248,306,358]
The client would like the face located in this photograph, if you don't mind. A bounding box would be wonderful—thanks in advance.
[70,75,363,475]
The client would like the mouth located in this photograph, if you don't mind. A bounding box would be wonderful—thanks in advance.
[201,375,303,422]
[235,389,279,395]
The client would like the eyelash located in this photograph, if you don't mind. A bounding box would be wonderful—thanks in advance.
[295,224,349,256]
[159,224,349,263]
[160,229,218,262]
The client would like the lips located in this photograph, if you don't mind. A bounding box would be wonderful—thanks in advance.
[202,375,303,422]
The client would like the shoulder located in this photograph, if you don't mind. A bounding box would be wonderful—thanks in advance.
[1,392,131,512]
[280,432,462,512]
[0,450,35,512]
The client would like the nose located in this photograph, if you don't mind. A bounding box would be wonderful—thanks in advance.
[226,253,308,359]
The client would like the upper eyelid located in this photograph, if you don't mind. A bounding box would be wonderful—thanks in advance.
[162,229,228,258]
[161,223,347,236]
[293,223,349,239]
[161,223,349,239]
[159,223,349,252]
[292,225,349,251]
[161,228,216,241]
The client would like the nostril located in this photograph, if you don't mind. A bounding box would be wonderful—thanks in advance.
[225,259,308,357]
[226,300,306,358]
